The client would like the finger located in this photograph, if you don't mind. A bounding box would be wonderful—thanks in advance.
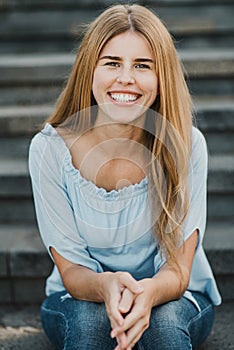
[116,317,147,350]
[107,288,125,327]
[125,320,148,349]
[112,301,147,337]
[115,331,128,349]
[119,288,135,314]
[114,339,132,350]
[110,307,125,327]
[120,274,144,295]
[114,345,132,350]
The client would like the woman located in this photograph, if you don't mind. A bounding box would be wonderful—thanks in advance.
[29,4,221,350]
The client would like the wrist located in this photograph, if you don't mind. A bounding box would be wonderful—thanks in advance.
[139,278,158,308]
[97,271,113,302]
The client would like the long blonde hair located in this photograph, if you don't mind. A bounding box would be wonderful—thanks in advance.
[47,4,193,283]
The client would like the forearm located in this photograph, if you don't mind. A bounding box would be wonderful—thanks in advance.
[142,264,189,308]
[146,230,198,308]
[61,264,110,302]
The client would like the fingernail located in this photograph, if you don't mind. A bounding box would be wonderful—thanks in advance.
[111,330,117,338]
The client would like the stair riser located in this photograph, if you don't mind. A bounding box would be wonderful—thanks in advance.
[215,275,234,302]
[208,193,234,220]
[0,199,36,223]
[0,278,47,304]
[205,133,234,155]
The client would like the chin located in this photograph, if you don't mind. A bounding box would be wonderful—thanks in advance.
[100,103,147,125]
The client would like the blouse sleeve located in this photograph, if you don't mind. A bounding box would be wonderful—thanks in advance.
[154,127,208,272]
[182,127,208,244]
[28,132,103,273]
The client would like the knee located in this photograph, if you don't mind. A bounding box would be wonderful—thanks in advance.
[139,301,191,349]
[151,300,185,329]
[42,298,114,349]
[75,301,111,333]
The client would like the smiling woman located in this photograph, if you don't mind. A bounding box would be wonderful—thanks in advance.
[29,4,221,350]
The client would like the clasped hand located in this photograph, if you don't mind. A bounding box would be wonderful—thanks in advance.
[101,272,154,350]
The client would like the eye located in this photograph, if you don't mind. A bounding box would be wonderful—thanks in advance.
[105,61,120,67]
[135,63,151,69]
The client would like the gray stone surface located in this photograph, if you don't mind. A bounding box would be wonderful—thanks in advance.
[0,225,52,303]
[0,303,233,350]
[0,198,36,224]
[0,105,52,136]
[207,193,234,221]
[0,225,52,277]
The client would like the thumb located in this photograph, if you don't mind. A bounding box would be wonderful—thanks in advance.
[120,273,144,295]
[119,288,134,314]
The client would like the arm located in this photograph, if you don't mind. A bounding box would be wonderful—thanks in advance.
[147,228,198,306]
[112,229,198,350]
[51,246,144,347]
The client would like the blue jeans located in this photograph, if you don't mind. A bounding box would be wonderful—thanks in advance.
[41,291,214,350]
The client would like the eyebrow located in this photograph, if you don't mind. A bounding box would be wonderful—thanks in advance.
[99,55,155,63]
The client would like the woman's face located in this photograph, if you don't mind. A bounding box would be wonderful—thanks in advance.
[92,30,158,125]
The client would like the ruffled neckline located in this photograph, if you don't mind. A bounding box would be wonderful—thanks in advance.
[42,123,148,200]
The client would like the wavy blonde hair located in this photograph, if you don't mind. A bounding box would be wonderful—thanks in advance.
[46,4,193,283]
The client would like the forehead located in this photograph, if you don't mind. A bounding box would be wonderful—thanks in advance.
[100,31,154,58]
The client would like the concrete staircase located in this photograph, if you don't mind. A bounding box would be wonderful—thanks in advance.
[0,0,233,309]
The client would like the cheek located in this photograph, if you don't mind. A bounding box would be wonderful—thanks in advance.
[140,75,158,93]
[92,69,111,97]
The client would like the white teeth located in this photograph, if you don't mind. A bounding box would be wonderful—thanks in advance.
[110,93,138,103]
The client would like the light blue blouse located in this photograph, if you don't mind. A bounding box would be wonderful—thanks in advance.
[29,123,221,308]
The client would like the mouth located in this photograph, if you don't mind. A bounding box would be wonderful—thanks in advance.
[108,92,141,103]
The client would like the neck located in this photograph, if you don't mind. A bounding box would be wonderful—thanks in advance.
[91,122,147,158]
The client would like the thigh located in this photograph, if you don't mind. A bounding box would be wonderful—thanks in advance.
[40,291,117,350]
[137,292,214,350]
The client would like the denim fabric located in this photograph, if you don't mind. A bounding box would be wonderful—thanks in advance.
[41,290,214,350]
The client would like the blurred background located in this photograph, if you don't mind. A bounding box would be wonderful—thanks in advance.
[0,0,233,309]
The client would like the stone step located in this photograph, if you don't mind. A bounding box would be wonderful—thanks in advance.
[0,220,233,304]
[0,1,233,53]
[0,224,52,304]
[0,50,233,106]
[0,155,233,223]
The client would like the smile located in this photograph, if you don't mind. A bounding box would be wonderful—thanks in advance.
[109,93,140,103]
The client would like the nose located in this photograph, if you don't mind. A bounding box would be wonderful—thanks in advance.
[116,67,135,85]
